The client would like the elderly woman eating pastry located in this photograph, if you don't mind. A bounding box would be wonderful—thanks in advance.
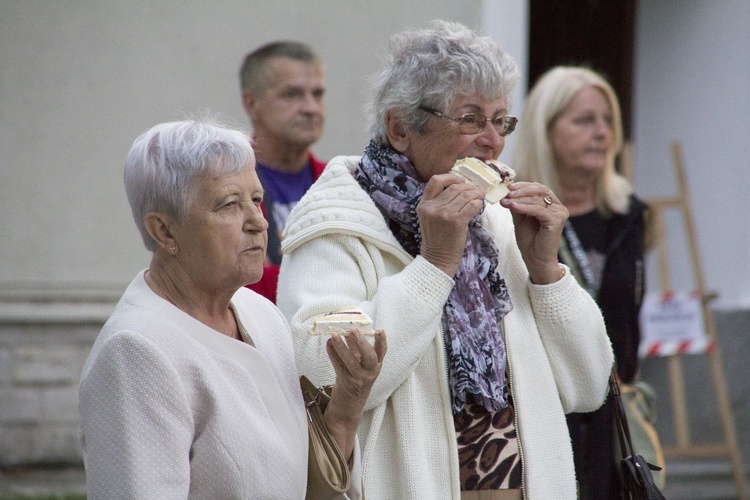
[78,119,386,499]
[276,21,613,500]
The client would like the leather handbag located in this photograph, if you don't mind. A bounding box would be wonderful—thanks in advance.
[300,375,351,499]
[610,370,666,500]
[618,380,666,490]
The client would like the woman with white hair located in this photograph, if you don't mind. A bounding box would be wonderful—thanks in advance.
[277,22,613,499]
[513,66,649,499]
[78,118,386,499]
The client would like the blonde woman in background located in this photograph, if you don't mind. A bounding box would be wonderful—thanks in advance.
[513,66,649,499]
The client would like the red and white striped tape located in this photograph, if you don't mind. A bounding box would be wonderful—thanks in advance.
[639,337,715,358]
[656,290,703,302]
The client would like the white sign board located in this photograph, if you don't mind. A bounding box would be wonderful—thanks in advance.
[638,291,711,357]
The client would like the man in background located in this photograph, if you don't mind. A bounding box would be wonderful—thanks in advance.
[239,41,326,302]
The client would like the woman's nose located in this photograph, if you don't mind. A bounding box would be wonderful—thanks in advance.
[477,120,504,148]
[245,203,269,232]
[594,118,611,138]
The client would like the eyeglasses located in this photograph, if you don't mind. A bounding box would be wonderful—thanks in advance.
[419,106,518,136]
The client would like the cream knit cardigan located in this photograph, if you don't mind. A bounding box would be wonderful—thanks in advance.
[277,156,614,500]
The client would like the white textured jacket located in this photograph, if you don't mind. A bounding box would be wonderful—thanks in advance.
[79,271,363,499]
[277,156,613,500]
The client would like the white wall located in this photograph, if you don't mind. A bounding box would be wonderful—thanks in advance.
[633,0,750,310]
[481,0,529,163]
[0,1,485,299]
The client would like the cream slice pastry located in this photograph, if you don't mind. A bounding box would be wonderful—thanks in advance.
[309,306,374,336]
[451,157,516,204]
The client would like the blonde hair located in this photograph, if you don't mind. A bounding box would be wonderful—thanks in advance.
[513,66,632,215]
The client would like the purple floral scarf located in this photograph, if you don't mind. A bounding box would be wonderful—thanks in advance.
[356,140,513,413]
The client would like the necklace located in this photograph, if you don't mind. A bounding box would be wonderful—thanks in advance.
[146,270,180,307]
[146,270,241,341]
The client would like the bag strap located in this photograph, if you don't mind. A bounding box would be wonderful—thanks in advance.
[299,375,351,498]
[611,368,663,470]
[300,374,332,412]
[610,367,637,460]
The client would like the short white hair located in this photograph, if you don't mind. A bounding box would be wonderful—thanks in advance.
[124,118,254,251]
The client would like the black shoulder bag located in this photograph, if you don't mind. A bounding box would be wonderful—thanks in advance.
[610,369,666,500]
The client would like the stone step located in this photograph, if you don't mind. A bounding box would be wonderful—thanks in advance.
[661,459,750,500]
[0,465,86,499]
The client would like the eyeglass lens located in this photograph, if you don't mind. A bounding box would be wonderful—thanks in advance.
[458,114,516,136]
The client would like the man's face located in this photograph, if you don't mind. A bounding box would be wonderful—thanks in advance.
[245,58,325,149]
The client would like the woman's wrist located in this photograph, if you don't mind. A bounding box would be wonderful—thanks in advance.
[529,263,566,285]
[323,402,362,460]
[419,246,461,278]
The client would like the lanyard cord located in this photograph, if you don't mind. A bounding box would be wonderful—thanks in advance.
[562,220,599,297]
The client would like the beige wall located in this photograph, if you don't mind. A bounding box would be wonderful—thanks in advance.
[0,1,484,296]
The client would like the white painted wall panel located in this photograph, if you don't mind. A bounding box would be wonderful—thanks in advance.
[633,0,750,309]
[0,1,482,292]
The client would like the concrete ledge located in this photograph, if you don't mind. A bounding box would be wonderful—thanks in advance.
[0,465,86,498]
[0,302,116,324]
[0,284,122,324]
[662,459,750,500]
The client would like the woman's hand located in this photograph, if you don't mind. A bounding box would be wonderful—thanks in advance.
[417,174,486,277]
[324,329,387,459]
[500,181,568,284]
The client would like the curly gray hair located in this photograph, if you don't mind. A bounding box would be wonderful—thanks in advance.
[366,20,519,145]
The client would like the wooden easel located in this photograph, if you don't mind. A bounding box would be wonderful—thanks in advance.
[645,142,747,499]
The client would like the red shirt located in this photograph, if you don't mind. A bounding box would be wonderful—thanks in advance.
[246,154,326,302]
